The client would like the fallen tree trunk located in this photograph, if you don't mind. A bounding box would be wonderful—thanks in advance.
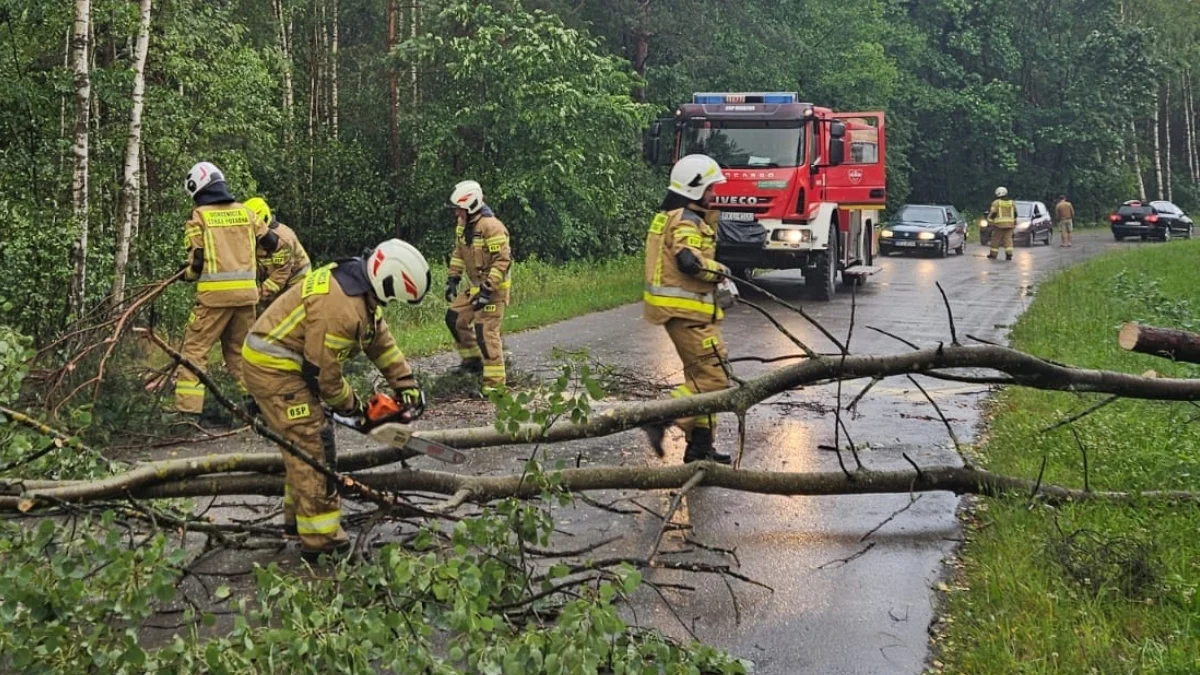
[3,463,1197,510]
[1118,322,1200,364]
[6,342,1200,507]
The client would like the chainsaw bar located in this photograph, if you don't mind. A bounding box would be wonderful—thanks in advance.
[367,422,467,465]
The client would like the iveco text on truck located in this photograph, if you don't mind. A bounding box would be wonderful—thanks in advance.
[645,92,887,300]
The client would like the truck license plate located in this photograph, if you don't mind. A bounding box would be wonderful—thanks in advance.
[895,241,916,247]
[721,211,757,223]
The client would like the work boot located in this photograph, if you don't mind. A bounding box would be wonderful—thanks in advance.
[1005,252,1013,261]
[300,541,352,566]
[682,427,732,465]
[450,358,484,376]
[641,421,673,458]
[986,251,997,260]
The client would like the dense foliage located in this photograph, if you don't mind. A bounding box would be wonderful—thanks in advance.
[2,0,1199,338]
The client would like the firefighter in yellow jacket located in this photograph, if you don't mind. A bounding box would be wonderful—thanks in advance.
[241,239,431,562]
[443,180,512,393]
[986,186,1017,261]
[173,162,277,415]
[641,154,733,464]
[245,197,311,307]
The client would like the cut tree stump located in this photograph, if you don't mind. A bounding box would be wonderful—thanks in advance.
[1118,322,1200,365]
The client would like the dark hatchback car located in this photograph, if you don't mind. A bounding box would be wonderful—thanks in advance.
[879,204,968,257]
[979,200,1054,247]
[1109,200,1193,241]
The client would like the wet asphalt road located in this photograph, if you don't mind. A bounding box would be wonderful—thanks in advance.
[412,229,1125,674]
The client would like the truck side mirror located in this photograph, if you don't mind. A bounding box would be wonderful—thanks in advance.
[642,118,676,166]
[827,121,846,166]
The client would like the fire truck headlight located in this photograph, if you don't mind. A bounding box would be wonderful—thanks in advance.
[880,229,893,238]
[783,230,804,243]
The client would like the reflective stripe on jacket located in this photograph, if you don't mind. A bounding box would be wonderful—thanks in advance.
[184,203,265,307]
[643,206,724,326]
[448,210,512,303]
[241,261,416,412]
[257,220,311,305]
[988,199,1016,226]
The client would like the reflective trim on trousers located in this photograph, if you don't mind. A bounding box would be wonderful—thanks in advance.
[296,510,341,535]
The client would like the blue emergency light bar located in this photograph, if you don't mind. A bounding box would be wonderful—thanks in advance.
[692,92,798,105]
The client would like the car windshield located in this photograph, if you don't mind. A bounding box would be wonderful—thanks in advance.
[1015,202,1035,218]
[1117,204,1153,217]
[681,121,805,168]
[894,206,945,223]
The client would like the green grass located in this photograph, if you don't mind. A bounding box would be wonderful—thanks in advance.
[383,255,643,358]
[937,241,1200,674]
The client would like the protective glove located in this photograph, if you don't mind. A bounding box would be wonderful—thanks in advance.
[243,396,262,418]
[472,287,493,311]
[444,276,460,303]
[715,278,739,309]
[396,387,427,423]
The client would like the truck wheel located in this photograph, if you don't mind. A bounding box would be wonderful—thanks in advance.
[812,222,838,301]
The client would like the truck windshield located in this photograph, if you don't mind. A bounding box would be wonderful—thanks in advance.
[680,121,804,168]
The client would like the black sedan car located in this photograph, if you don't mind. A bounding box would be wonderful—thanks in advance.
[979,200,1054,247]
[879,204,968,257]
[1109,200,1193,241]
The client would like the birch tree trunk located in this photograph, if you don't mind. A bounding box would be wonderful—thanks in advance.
[409,0,418,104]
[1130,116,1147,201]
[1152,86,1164,200]
[272,0,294,146]
[112,0,152,306]
[1164,79,1173,201]
[331,0,339,139]
[387,0,400,173]
[68,0,92,319]
[1187,71,1198,183]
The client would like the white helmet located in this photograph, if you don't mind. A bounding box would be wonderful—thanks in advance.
[367,239,431,305]
[669,154,726,201]
[995,186,1008,198]
[185,161,225,197]
[449,180,485,214]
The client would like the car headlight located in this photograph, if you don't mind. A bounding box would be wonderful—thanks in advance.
[917,232,935,240]
[880,229,893,238]
[979,219,988,228]
[1016,221,1030,230]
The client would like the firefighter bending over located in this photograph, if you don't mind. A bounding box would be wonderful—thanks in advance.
[987,186,1016,261]
[246,196,311,308]
[641,154,734,464]
[173,162,276,416]
[241,239,430,563]
[443,180,513,394]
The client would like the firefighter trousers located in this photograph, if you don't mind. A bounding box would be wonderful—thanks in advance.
[664,318,730,440]
[446,290,506,391]
[989,226,1015,256]
[243,364,349,553]
[174,303,255,413]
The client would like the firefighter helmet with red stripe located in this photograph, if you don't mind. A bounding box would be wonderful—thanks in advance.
[367,239,430,305]
[449,180,485,214]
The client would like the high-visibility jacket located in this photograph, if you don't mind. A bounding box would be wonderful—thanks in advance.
[988,199,1016,227]
[183,202,266,307]
[448,208,512,304]
[241,259,416,413]
[257,220,311,305]
[643,205,725,325]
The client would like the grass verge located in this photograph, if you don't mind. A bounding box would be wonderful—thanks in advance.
[383,255,642,358]
[936,240,1200,673]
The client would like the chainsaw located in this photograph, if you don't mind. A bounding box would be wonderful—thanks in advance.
[330,392,466,465]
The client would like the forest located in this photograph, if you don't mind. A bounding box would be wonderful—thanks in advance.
[1,0,1198,341]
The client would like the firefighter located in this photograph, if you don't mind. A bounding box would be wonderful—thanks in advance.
[245,197,311,307]
[173,161,276,416]
[986,186,1017,261]
[641,154,733,464]
[443,180,512,394]
[241,239,431,562]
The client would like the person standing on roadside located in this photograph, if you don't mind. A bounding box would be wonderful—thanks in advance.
[1055,194,1075,248]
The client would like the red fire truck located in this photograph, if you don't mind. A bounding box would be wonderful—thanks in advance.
[644,92,886,300]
